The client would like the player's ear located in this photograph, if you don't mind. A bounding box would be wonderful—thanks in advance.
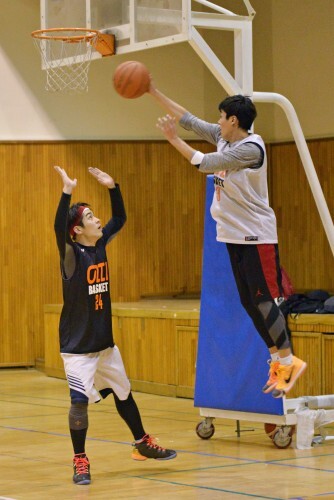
[231,116,240,128]
[74,225,83,236]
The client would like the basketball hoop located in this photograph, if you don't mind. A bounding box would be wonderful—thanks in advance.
[31,28,115,93]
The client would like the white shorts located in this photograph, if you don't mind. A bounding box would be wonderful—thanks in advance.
[61,346,131,404]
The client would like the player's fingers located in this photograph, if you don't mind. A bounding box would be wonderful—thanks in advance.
[157,116,170,128]
[88,168,103,180]
[156,121,164,131]
[88,166,100,174]
[54,165,68,178]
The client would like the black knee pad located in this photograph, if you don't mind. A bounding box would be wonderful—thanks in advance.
[69,403,88,430]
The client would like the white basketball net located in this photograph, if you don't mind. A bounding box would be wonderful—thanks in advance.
[32,30,98,93]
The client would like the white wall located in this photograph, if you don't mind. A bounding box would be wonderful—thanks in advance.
[0,0,206,140]
[0,0,333,142]
[271,0,334,141]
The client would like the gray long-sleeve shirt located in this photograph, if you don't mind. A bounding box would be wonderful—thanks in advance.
[180,112,278,244]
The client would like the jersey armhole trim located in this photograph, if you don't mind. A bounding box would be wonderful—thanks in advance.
[245,141,265,169]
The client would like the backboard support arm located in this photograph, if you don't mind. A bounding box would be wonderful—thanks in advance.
[188,4,334,257]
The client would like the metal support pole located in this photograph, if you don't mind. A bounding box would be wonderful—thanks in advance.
[253,91,334,257]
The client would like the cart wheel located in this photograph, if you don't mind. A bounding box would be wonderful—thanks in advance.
[271,425,295,449]
[196,419,215,440]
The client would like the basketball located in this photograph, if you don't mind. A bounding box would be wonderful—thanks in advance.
[113,61,150,99]
[264,423,277,439]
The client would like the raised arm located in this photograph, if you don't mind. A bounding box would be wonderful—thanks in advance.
[54,166,77,195]
[149,80,219,166]
[54,166,77,278]
[155,115,262,172]
[148,79,188,122]
[88,167,126,244]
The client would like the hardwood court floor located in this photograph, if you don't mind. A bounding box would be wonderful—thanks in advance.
[1,369,334,500]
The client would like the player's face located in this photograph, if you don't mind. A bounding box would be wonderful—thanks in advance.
[80,209,103,241]
[218,111,235,141]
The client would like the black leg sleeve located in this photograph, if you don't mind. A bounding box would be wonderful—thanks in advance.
[113,392,146,441]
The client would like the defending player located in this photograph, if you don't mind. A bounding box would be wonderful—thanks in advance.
[148,83,306,398]
[54,166,176,485]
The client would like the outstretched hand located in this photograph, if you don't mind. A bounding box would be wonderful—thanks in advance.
[88,167,115,189]
[54,166,77,194]
[156,114,178,142]
[156,114,196,163]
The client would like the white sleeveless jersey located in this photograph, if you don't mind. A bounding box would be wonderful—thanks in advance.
[210,135,278,244]
[179,112,278,244]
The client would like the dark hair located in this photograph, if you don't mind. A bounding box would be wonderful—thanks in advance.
[218,94,257,131]
[68,202,90,240]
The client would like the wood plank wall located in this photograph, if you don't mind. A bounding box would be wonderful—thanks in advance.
[269,138,334,292]
[0,140,210,366]
[0,138,333,366]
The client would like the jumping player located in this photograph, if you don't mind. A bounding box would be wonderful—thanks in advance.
[147,83,306,398]
[54,166,176,485]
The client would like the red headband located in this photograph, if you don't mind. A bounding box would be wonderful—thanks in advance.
[69,205,87,238]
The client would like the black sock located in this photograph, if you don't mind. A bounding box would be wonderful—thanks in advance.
[70,428,88,455]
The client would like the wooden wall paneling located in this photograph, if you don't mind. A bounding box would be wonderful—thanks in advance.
[0,138,333,366]
[268,138,334,292]
[0,144,35,366]
[110,303,200,396]
[176,325,198,398]
[0,141,209,366]
[286,331,322,398]
[44,308,65,379]
[321,334,334,395]
[113,316,178,386]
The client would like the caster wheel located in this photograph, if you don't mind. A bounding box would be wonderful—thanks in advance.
[196,420,215,440]
[264,423,295,448]
[272,425,295,449]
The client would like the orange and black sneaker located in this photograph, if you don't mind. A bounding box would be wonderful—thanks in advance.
[272,356,307,398]
[262,359,280,393]
[132,434,177,461]
[73,454,91,485]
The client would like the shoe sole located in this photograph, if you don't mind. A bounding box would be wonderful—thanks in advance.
[132,452,177,461]
[273,361,307,396]
[272,389,284,398]
[73,479,91,485]
[262,382,278,394]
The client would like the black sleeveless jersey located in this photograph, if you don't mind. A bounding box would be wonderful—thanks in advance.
[54,186,126,354]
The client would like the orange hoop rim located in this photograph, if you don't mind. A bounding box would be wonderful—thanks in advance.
[31,28,99,42]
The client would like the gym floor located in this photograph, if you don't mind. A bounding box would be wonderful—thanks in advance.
[1,369,334,499]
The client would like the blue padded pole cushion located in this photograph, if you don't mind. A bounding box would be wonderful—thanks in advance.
[194,176,283,415]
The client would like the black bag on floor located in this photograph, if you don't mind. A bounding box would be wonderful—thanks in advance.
[283,290,330,315]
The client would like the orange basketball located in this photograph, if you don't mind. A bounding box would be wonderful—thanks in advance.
[264,423,277,439]
[113,61,150,99]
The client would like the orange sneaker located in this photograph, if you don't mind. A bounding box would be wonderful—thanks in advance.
[73,454,91,485]
[272,356,307,398]
[131,434,177,461]
[262,360,280,393]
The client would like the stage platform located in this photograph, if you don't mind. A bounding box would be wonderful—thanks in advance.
[44,299,200,398]
[43,301,334,398]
